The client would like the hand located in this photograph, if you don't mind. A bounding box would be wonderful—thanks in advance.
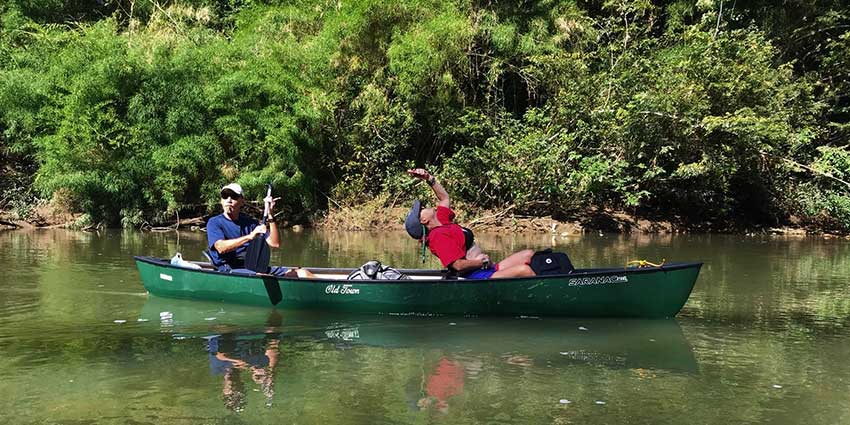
[251,224,267,237]
[264,196,280,219]
[407,168,432,181]
[472,253,490,267]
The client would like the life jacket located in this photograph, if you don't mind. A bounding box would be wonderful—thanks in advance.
[461,226,475,251]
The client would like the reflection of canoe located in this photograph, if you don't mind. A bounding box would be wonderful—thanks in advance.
[139,296,698,372]
[134,256,702,318]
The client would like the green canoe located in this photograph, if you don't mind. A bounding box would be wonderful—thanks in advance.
[134,256,701,318]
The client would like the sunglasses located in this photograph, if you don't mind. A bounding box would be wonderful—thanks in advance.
[220,191,242,200]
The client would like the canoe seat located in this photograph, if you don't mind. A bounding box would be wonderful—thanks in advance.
[192,250,218,270]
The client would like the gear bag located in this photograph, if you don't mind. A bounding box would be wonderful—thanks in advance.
[347,260,411,280]
[529,249,574,276]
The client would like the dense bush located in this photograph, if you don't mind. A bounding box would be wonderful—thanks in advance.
[0,0,848,231]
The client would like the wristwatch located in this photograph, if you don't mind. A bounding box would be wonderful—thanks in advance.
[428,176,437,186]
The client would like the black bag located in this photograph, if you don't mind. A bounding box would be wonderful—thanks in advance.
[530,249,574,276]
[347,260,411,280]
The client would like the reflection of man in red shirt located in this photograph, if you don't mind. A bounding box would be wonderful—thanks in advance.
[404,168,536,279]
[418,357,464,413]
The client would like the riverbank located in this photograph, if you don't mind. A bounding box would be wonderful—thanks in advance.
[0,201,79,230]
[2,198,841,237]
[315,204,824,237]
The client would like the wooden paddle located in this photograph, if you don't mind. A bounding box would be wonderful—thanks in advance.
[245,184,272,273]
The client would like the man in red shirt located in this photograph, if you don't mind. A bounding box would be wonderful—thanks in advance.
[404,169,535,279]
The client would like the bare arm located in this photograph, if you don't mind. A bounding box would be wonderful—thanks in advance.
[264,195,281,248]
[215,352,248,367]
[266,339,280,369]
[214,225,266,253]
[430,177,450,208]
[265,221,280,248]
[408,168,450,208]
[449,256,489,274]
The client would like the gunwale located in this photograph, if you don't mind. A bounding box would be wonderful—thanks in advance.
[134,255,702,283]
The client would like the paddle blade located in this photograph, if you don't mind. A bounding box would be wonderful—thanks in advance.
[244,234,270,273]
[262,276,283,306]
[247,182,274,273]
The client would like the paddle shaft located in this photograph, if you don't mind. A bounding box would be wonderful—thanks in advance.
[261,184,271,225]
[245,184,273,273]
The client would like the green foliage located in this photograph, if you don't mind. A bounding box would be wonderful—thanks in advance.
[388,9,473,103]
[0,0,848,231]
[1,5,333,224]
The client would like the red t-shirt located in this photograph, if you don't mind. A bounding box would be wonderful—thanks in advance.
[425,357,464,402]
[435,205,455,224]
[427,206,467,268]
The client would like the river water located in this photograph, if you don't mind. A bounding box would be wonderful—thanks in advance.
[1,229,848,424]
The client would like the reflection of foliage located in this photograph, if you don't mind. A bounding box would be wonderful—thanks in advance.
[0,1,849,230]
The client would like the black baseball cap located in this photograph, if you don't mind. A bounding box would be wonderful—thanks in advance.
[405,199,423,239]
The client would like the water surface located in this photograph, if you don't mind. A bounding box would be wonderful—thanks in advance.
[1,229,848,424]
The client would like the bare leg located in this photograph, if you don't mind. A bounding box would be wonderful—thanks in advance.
[496,249,534,270]
[296,269,316,278]
[492,264,535,278]
[283,267,317,278]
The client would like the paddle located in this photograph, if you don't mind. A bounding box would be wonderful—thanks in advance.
[261,276,283,306]
[245,184,272,273]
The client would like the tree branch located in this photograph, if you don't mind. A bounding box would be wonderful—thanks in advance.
[714,0,724,40]
[765,151,850,190]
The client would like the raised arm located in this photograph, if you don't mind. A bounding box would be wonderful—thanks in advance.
[264,194,281,248]
[407,168,450,208]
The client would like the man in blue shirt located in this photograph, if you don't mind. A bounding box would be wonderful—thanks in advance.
[206,183,287,276]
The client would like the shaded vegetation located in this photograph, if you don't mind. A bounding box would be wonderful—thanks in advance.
[0,0,848,231]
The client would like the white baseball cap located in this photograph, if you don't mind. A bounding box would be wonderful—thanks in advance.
[220,183,244,197]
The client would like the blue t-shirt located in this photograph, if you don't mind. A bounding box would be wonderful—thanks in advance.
[206,213,260,268]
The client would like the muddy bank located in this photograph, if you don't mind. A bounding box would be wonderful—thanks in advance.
[0,201,836,238]
[315,204,820,237]
[0,201,79,230]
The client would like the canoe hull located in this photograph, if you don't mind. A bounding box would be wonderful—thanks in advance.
[134,257,701,318]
